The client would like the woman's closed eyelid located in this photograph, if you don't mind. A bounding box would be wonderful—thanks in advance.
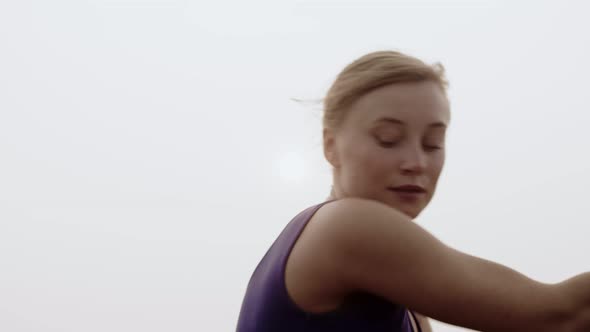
[374,131,444,148]
[377,140,444,151]
[376,138,400,148]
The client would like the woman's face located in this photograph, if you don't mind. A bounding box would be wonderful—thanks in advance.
[324,80,450,218]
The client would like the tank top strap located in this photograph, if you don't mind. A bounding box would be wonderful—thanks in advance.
[408,310,423,332]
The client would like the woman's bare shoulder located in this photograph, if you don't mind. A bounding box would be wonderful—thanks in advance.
[310,197,411,237]
[287,197,570,331]
[285,197,410,313]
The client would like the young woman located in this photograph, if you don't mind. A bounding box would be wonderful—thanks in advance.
[236,50,590,331]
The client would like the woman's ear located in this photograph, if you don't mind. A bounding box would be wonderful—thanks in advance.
[323,128,340,168]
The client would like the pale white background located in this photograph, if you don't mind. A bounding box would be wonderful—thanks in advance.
[1,1,589,331]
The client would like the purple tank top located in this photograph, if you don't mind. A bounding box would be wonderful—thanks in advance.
[236,201,421,332]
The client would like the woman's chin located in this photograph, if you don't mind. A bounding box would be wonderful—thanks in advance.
[385,202,421,219]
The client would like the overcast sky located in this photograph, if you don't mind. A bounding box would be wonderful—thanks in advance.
[1,1,590,331]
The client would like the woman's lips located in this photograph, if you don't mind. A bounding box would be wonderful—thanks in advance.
[388,187,426,202]
[391,185,426,192]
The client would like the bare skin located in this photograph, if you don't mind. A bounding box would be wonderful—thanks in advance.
[413,312,432,332]
[285,81,590,331]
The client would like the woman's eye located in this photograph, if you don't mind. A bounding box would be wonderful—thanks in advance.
[377,140,398,148]
[424,145,443,151]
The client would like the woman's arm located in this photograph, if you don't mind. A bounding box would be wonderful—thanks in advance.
[295,197,588,331]
[555,272,590,331]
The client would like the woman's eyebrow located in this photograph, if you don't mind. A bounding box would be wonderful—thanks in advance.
[376,117,447,128]
[376,117,404,125]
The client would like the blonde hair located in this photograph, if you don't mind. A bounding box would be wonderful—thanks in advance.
[323,50,449,131]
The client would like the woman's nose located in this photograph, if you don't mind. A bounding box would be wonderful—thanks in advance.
[399,147,427,174]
